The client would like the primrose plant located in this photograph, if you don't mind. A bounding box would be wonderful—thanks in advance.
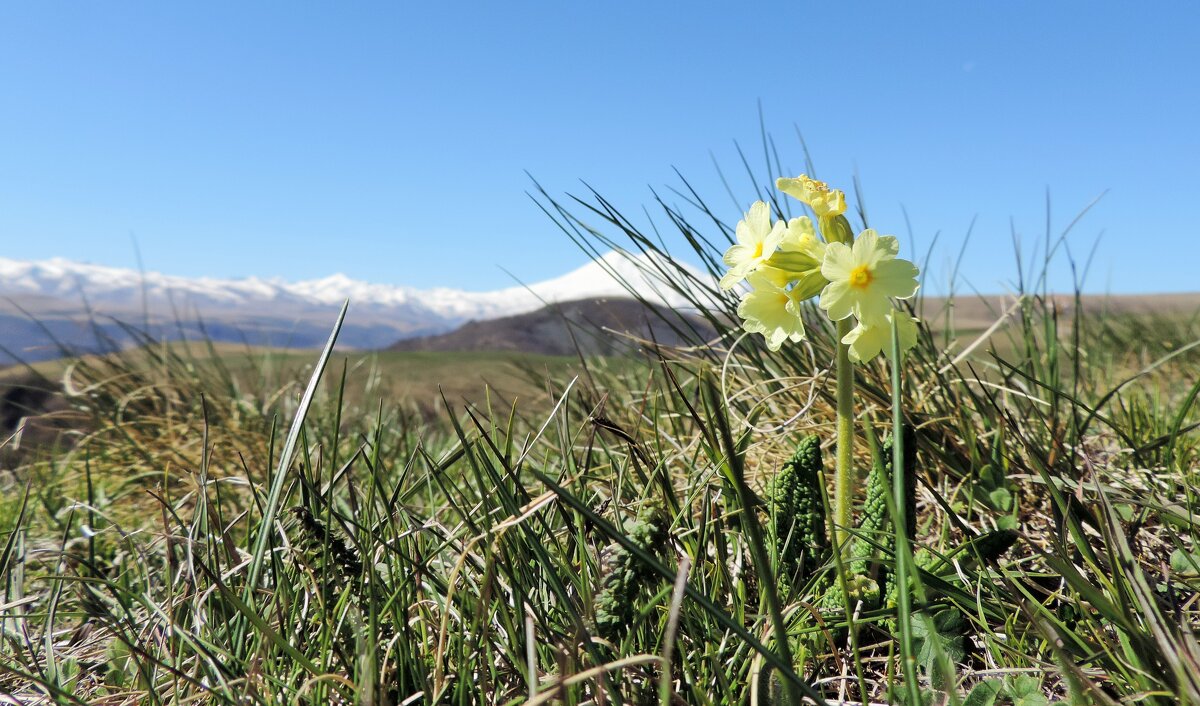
[719,175,920,552]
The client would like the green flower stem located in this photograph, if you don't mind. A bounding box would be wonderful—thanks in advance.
[834,317,856,554]
[891,316,922,706]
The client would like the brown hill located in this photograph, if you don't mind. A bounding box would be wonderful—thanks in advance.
[918,292,1200,331]
[388,297,717,356]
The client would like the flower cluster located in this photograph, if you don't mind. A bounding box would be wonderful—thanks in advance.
[720,175,920,362]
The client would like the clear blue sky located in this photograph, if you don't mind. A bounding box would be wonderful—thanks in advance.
[1,2,1197,294]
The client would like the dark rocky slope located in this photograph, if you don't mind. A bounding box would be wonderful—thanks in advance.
[388,297,717,356]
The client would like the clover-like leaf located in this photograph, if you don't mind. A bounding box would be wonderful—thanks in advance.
[1005,675,1050,706]
[963,679,1003,706]
[912,608,968,690]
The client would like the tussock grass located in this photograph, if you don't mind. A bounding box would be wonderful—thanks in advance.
[3,158,1200,704]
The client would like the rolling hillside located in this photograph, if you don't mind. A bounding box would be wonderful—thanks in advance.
[388,297,718,356]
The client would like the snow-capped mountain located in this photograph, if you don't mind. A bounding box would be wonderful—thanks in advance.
[0,251,715,361]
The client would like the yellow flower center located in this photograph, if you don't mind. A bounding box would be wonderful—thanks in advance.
[849,265,873,289]
[753,242,764,259]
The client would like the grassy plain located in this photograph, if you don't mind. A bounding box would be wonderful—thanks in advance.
[6,345,584,411]
[3,182,1200,705]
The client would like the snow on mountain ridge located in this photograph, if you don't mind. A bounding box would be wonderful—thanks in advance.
[0,251,712,326]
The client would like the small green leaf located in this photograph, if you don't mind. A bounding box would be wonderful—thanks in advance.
[963,679,1003,706]
[1005,675,1050,706]
[105,640,132,688]
[988,487,1014,511]
[912,608,968,688]
[1170,547,1200,576]
[59,657,80,687]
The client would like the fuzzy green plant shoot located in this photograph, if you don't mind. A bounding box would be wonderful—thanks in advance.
[770,435,828,584]
[719,175,920,554]
[594,501,670,638]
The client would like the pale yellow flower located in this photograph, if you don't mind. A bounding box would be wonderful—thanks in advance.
[737,271,807,351]
[776,175,847,218]
[777,217,826,261]
[842,309,920,363]
[720,201,786,290]
[819,229,919,325]
[761,217,828,298]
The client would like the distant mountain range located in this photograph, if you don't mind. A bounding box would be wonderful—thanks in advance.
[0,252,713,363]
[8,253,1194,365]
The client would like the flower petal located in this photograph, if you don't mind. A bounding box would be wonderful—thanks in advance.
[722,243,752,268]
[745,270,782,291]
[851,229,883,269]
[776,176,816,204]
[810,189,847,218]
[844,321,888,363]
[854,288,892,325]
[746,201,771,239]
[820,242,854,281]
[739,276,806,351]
[882,310,920,359]
[818,279,854,321]
[872,258,920,299]
[778,217,816,250]
[876,234,900,258]
[761,219,787,258]
[719,266,748,290]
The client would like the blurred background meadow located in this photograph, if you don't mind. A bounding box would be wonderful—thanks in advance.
[2,3,1200,704]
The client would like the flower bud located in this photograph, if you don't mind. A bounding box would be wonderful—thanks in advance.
[819,214,855,246]
[763,250,820,275]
